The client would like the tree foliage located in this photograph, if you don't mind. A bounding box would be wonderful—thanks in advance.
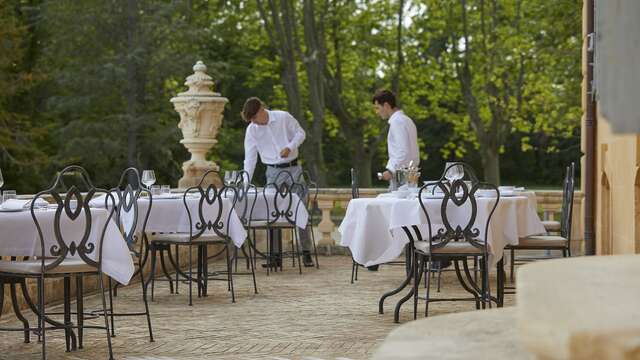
[0,0,582,192]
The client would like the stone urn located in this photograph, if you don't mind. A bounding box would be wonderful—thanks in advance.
[171,61,227,188]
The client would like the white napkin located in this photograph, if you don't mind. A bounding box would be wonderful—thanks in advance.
[1,198,49,210]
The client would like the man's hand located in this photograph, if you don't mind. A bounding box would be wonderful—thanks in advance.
[280,147,291,158]
[382,170,393,181]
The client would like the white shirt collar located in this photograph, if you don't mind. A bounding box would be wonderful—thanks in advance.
[388,109,404,124]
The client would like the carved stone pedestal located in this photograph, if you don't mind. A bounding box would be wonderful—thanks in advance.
[170,61,228,188]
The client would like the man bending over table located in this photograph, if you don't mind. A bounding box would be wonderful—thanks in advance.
[241,97,314,268]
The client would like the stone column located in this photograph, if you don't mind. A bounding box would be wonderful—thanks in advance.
[171,61,228,188]
[317,199,336,254]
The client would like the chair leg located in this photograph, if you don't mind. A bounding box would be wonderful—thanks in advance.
[107,278,115,337]
[138,260,154,342]
[310,224,320,269]
[159,248,174,294]
[225,242,236,303]
[436,265,442,293]
[76,275,84,349]
[509,248,515,283]
[351,258,356,284]
[39,277,46,360]
[97,275,115,360]
[412,255,421,320]
[188,245,193,306]
[63,276,72,351]
[424,258,431,317]
[247,235,258,294]
[294,228,302,275]
[149,246,158,301]
[291,229,296,268]
[10,282,30,344]
[174,244,180,294]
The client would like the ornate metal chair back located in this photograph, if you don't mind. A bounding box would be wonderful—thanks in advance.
[31,165,114,273]
[417,162,499,254]
[184,170,237,242]
[263,170,301,226]
[227,170,257,227]
[109,167,151,255]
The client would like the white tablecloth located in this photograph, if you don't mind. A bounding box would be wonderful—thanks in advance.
[0,208,134,285]
[232,190,309,229]
[339,191,545,268]
[125,196,248,248]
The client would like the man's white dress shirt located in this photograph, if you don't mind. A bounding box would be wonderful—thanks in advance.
[386,110,420,172]
[243,110,306,180]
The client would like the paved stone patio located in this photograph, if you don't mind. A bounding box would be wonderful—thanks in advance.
[0,256,514,360]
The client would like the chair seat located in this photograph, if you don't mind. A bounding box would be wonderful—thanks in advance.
[0,259,95,275]
[516,235,568,248]
[249,220,295,228]
[414,241,484,255]
[151,233,225,243]
[542,220,561,232]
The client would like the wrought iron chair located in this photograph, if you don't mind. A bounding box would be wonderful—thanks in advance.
[224,170,258,294]
[102,167,154,341]
[507,162,576,281]
[349,168,363,283]
[230,170,257,272]
[401,162,500,319]
[148,170,239,305]
[250,170,306,274]
[296,170,320,269]
[0,165,115,359]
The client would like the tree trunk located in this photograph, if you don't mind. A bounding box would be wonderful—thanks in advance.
[257,0,327,185]
[480,145,500,185]
[302,0,327,186]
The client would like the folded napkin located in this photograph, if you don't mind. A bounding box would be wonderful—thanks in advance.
[1,198,49,210]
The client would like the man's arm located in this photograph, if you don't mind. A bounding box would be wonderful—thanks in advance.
[284,112,306,151]
[386,120,408,172]
[243,129,258,181]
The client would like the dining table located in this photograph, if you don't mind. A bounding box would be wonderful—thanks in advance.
[338,189,546,322]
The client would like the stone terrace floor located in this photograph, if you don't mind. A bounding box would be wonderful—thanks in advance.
[0,256,515,360]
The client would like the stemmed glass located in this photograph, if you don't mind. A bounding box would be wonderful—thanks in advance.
[142,170,156,189]
[445,162,464,183]
[224,171,234,186]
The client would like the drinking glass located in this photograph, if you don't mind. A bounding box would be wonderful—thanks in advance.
[230,170,238,186]
[150,185,161,196]
[445,162,464,182]
[224,171,233,186]
[142,170,156,188]
[161,185,171,196]
[3,190,17,203]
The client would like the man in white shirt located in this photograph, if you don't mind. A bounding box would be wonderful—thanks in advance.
[373,89,420,185]
[241,97,314,268]
[370,89,420,271]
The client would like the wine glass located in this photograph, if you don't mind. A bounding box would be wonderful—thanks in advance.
[224,171,233,186]
[230,170,238,186]
[141,170,156,188]
[445,162,464,182]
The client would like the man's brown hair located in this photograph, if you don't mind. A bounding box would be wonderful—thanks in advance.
[372,89,397,108]
[241,97,263,122]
